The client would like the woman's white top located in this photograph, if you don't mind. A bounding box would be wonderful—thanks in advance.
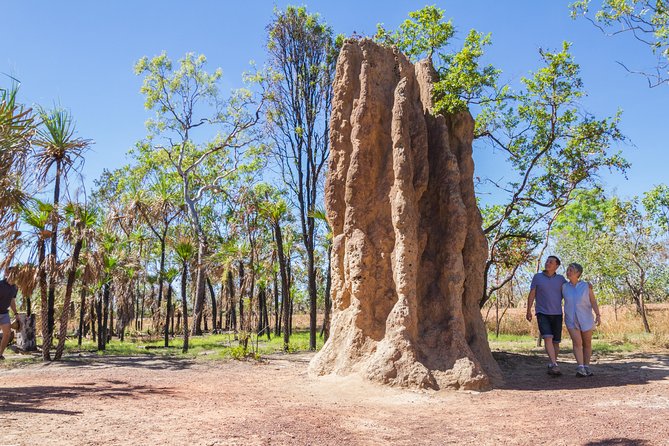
[562,280,595,331]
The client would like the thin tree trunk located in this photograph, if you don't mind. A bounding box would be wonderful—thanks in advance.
[78,286,86,346]
[90,291,96,342]
[639,294,651,333]
[238,261,245,332]
[102,282,110,349]
[164,279,173,347]
[45,160,62,358]
[320,243,332,341]
[307,246,317,350]
[273,221,291,351]
[227,270,236,333]
[96,289,104,350]
[191,241,207,335]
[289,294,294,336]
[207,277,217,333]
[38,238,50,360]
[54,237,84,360]
[181,262,190,353]
[274,269,280,335]
[109,301,114,339]
[140,286,145,331]
[218,279,225,331]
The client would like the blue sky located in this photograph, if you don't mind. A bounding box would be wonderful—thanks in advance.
[3,0,667,201]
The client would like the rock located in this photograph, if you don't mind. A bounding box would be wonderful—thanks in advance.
[308,39,502,390]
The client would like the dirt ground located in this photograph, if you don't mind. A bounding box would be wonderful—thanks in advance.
[1,349,668,446]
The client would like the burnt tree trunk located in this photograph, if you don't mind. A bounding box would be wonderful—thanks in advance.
[227,270,237,333]
[165,280,173,347]
[78,286,86,347]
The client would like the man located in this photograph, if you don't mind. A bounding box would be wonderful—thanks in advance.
[526,256,567,375]
[0,269,18,360]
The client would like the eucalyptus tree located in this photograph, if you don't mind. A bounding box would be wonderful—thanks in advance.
[477,43,629,307]
[554,187,669,331]
[571,0,669,87]
[376,6,629,308]
[608,193,669,332]
[643,184,669,231]
[134,52,265,335]
[265,6,339,350]
[553,189,624,306]
[32,106,92,353]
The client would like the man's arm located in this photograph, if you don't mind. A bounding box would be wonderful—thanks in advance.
[10,298,17,316]
[526,288,536,322]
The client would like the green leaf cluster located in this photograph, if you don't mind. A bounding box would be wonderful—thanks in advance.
[375,5,500,113]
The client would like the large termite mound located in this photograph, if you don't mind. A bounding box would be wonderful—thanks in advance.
[308,39,502,390]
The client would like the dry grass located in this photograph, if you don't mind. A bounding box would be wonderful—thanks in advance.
[484,303,669,349]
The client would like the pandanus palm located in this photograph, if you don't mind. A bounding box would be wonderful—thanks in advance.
[54,203,97,360]
[127,173,182,344]
[310,207,332,341]
[259,197,291,351]
[20,199,53,357]
[0,83,34,213]
[33,107,92,356]
[0,83,35,267]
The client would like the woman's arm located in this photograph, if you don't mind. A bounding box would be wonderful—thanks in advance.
[588,283,601,326]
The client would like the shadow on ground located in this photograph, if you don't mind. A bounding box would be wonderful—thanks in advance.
[48,355,196,371]
[493,350,669,391]
[584,439,651,446]
[0,380,177,415]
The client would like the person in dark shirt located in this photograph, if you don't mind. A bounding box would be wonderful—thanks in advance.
[0,269,18,360]
[526,256,567,376]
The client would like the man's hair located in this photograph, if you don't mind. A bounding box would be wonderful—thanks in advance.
[547,255,561,266]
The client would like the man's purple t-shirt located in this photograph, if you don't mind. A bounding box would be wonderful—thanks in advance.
[530,272,567,315]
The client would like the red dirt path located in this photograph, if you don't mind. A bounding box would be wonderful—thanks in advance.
[1,350,668,445]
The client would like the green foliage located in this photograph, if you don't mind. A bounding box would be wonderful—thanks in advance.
[554,188,669,307]
[50,330,324,359]
[20,199,53,231]
[0,82,34,214]
[134,50,265,241]
[375,5,500,114]
[571,0,669,86]
[375,5,454,60]
[642,184,669,230]
[1,82,35,260]
[434,30,500,113]
[479,43,628,307]
[33,106,92,184]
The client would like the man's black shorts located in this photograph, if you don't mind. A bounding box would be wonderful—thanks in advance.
[537,313,562,343]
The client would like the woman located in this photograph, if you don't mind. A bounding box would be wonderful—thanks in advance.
[562,263,601,377]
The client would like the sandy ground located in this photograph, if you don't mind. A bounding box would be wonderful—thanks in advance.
[1,350,669,446]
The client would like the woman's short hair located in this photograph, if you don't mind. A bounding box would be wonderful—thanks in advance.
[568,262,583,276]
